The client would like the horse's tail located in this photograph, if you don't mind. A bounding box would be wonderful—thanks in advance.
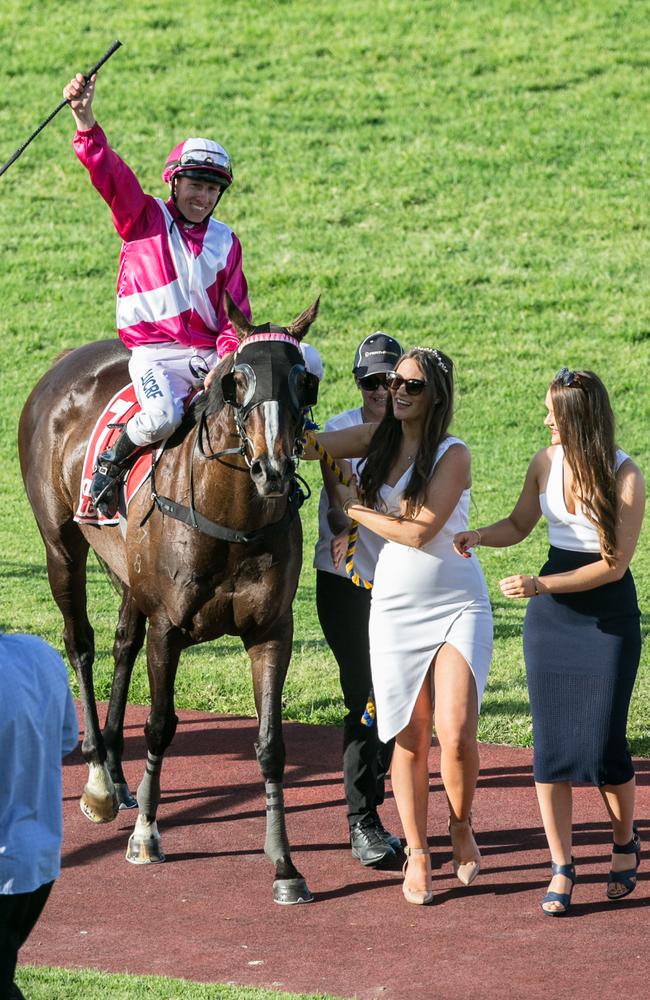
[93,552,126,597]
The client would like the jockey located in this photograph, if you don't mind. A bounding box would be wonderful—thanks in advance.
[64,72,251,518]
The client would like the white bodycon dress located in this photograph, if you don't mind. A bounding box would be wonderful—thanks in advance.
[369,436,493,743]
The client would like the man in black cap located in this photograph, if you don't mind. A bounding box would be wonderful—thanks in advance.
[314,332,403,866]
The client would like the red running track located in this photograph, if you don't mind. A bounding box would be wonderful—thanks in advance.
[22,704,649,1000]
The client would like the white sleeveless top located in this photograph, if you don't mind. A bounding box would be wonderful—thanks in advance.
[540,445,630,553]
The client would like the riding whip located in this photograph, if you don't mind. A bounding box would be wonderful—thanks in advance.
[0,39,122,178]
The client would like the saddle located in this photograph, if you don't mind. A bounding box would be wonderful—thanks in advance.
[74,384,156,527]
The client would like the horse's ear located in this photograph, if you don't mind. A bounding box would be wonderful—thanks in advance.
[226,292,254,339]
[286,296,320,342]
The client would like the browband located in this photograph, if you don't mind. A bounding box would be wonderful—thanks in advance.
[236,332,301,354]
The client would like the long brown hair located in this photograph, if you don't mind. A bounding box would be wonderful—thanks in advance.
[550,369,618,565]
[360,348,454,519]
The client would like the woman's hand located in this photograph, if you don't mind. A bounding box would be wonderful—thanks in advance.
[499,574,539,599]
[453,529,481,558]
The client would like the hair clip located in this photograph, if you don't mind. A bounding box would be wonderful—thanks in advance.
[554,367,582,387]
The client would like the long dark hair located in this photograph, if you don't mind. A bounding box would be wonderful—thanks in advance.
[550,369,618,565]
[360,348,454,519]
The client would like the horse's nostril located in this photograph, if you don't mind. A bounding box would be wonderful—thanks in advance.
[251,459,263,478]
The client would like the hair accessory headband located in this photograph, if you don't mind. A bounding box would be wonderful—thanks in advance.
[414,347,449,374]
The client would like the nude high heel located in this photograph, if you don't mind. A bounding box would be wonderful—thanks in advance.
[402,846,433,905]
[448,816,481,887]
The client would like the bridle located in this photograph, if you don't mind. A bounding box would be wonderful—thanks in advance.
[214,331,319,468]
[144,332,318,542]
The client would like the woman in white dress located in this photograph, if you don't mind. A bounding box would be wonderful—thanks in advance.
[311,348,493,905]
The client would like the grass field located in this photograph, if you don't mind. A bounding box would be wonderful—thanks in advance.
[1,0,649,996]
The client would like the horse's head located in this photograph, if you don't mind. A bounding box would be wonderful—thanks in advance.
[219,294,320,497]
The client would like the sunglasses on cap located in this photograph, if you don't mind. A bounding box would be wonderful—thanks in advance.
[554,367,583,387]
[357,373,389,391]
[385,371,427,396]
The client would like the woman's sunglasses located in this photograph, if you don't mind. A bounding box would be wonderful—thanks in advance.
[357,373,389,391]
[385,371,427,396]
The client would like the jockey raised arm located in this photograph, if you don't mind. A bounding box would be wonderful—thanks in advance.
[64,72,251,518]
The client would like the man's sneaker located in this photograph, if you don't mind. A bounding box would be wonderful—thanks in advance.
[376,816,402,852]
[350,819,396,867]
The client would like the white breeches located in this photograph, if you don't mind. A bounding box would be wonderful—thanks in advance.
[126,343,218,447]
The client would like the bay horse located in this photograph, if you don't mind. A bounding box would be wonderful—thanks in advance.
[18,296,320,904]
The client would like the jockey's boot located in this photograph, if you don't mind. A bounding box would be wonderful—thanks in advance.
[90,429,140,518]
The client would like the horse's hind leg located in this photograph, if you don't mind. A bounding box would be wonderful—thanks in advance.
[246,622,313,905]
[44,523,119,823]
[103,588,146,810]
[126,613,183,865]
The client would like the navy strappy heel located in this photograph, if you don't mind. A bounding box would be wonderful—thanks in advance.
[541,859,576,917]
[607,826,641,901]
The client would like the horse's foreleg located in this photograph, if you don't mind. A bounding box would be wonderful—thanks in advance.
[103,589,146,810]
[126,616,182,865]
[247,624,314,905]
[46,530,118,824]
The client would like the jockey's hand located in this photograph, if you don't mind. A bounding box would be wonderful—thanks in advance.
[64,73,97,131]
[330,532,349,570]
[204,366,218,391]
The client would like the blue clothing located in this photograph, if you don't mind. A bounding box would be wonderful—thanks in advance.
[524,546,640,785]
[0,634,78,894]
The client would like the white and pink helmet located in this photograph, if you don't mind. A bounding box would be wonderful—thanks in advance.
[162,137,233,188]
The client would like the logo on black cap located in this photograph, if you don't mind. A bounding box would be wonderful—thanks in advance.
[353,333,403,377]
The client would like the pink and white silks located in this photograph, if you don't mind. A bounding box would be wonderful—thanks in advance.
[73,124,252,445]
[73,123,250,354]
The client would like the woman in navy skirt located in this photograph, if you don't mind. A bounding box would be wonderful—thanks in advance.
[454,368,645,916]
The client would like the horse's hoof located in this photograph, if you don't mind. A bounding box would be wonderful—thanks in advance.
[273,877,314,905]
[115,782,138,810]
[80,790,119,824]
[125,832,165,865]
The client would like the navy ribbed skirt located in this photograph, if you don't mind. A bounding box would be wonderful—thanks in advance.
[524,546,641,786]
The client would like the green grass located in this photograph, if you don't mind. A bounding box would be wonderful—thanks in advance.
[1,0,648,742]
[17,967,336,1000]
[2,1,650,992]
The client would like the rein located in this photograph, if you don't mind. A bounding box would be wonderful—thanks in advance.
[143,408,308,544]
